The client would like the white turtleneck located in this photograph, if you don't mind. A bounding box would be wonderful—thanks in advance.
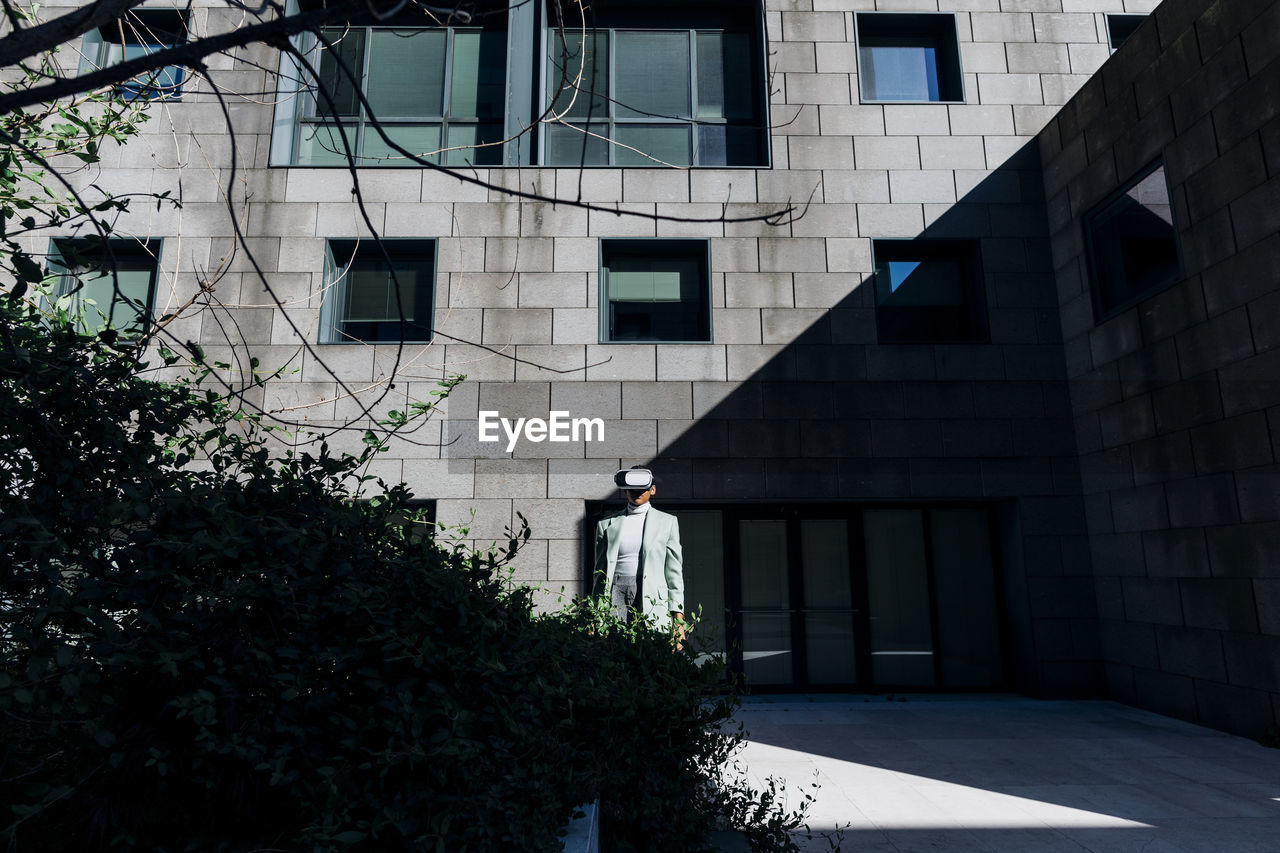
[614,501,649,577]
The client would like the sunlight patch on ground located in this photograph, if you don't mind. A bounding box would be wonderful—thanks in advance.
[740,740,1156,831]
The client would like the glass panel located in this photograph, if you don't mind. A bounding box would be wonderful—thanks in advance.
[450,30,506,119]
[546,123,609,166]
[860,42,940,102]
[697,124,726,166]
[445,123,504,166]
[801,519,856,684]
[345,268,393,322]
[673,510,726,659]
[1089,165,1179,313]
[742,613,792,685]
[805,612,857,684]
[876,257,966,307]
[548,31,608,120]
[930,509,1002,688]
[695,124,764,167]
[864,509,935,686]
[60,263,153,336]
[112,268,154,316]
[316,27,365,116]
[801,520,852,609]
[102,12,186,100]
[740,520,788,610]
[696,32,752,119]
[604,252,706,342]
[361,124,442,166]
[608,269,684,302]
[297,122,357,165]
[367,29,445,117]
[696,32,726,119]
[615,31,691,119]
[343,267,419,323]
[116,43,183,99]
[614,125,692,166]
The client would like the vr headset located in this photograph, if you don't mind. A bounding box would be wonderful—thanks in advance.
[614,468,654,490]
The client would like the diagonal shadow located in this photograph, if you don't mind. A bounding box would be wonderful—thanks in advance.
[638,138,1093,700]
[594,139,1277,844]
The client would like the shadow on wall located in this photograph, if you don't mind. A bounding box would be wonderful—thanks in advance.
[632,140,1100,699]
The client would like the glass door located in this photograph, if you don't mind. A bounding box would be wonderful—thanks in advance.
[603,502,1005,692]
[731,513,864,688]
[800,519,859,684]
[738,519,794,685]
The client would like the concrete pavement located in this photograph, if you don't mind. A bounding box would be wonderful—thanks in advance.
[726,695,1280,852]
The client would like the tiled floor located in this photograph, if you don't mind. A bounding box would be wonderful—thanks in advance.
[727,695,1280,852]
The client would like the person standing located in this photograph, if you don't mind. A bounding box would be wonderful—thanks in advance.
[593,467,686,647]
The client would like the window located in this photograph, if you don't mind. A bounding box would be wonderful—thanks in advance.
[80,10,188,100]
[544,4,767,166]
[855,13,963,104]
[321,240,435,343]
[1106,15,1145,52]
[600,239,711,343]
[295,20,506,166]
[1085,162,1181,319]
[48,238,159,337]
[872,240,987,344]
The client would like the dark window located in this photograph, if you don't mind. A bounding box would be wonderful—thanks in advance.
[545,3,768,166]
[299,22,506,166]
[855,13,963,103]
[84,10,188,100]
[872,239,987,344]
[601,239,711,343]
[1085,162,1180,318]
[49,238,159,337]
[1106,15,1145,51]
[323,240,435,343]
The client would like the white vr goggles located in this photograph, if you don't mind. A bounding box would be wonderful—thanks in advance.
[614,468,654,490]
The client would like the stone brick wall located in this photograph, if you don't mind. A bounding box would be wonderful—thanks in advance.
[36,0,1164,697]
[1039,0,1280,737]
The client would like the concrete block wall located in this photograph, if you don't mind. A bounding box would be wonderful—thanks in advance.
[39,0,1160,696]
[1039,0,1280,737]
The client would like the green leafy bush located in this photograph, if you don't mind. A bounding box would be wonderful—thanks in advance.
[0,286,812,852]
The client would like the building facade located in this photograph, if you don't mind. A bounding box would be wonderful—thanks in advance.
[35,0,1280,738]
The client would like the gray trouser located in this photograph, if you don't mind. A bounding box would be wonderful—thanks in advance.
[610,573,640,622]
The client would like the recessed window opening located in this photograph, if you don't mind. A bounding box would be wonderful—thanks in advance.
[545,2,768,166]
[298,23,506,166]
[49,238,160,337]
[855,13,963,103]
[600,239,711,343]
[1084,161,1181,319]
[322,239,436,343]
[1106,15,1145,52]
[83,9,188,100]
[872,239,987,344]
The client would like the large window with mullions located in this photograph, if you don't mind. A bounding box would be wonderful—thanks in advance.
[544,3,768,167]
[294,21,506,166]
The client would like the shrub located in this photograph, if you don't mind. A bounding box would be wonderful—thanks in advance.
[0,289,813,852]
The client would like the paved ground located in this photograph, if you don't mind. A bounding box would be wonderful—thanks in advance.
[726,694,1280,853]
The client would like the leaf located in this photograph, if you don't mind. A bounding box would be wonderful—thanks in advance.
[332,831,367,844]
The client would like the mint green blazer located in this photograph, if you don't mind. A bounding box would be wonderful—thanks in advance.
[593,506,685,631]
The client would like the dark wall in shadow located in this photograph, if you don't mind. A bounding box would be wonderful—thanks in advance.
[645,138,1099,699]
